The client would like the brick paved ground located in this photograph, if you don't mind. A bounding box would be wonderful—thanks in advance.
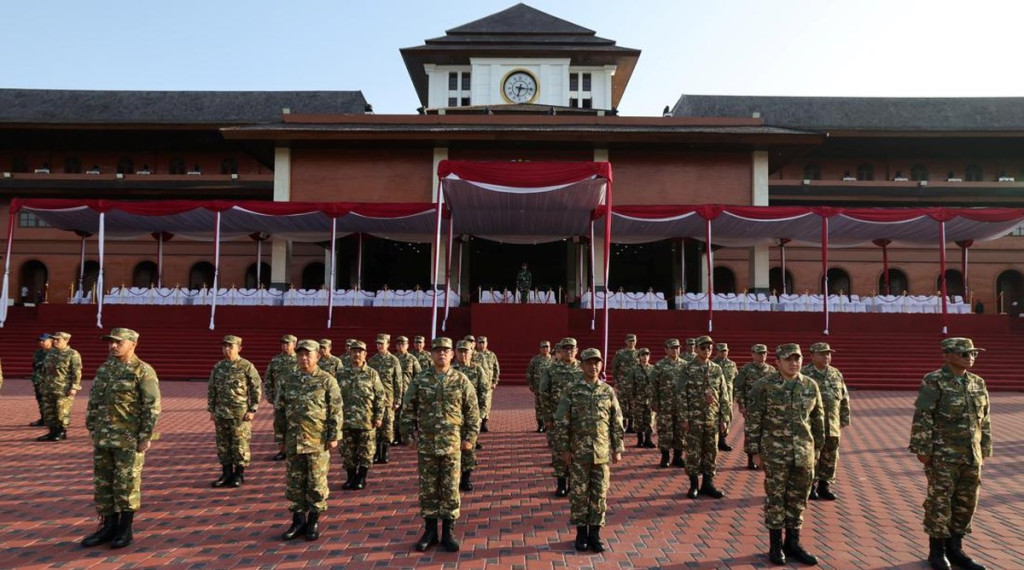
[1,379,1022,569]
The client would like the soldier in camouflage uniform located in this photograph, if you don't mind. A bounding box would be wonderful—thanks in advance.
[554,348,624,553]
[317,339,344,379]
[802,342,851,501]
[454,340,488,491]
[652,338,687,468]
[734,344,773,470]
[411,336,433,371]
[682,337,697,362]
[629,347,657,448]
[401,337,480,553]
[335,340,384,491]
[611,333,639,434]
[368,333,403,464]
[526,340,553,432]
[745,343,824,566]
[29,333,53,426]
[37,331,82,441]
[207,335,262,488]
[516,262,532,303]
[393,335,422,445]
[713,343,737,452]
[475,336,500,433]
[274,339,343,542]
[340,339,356,368]
[264,334,297,461]
[538,337,582,497]
[910,337,991,570]
[676,335,730,499]
[81,328,160,549]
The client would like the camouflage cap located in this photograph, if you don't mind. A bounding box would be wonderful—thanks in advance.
[37,332,52,340]
[349,340,367,351]
[221,335,242,346]
[376,333,390,343]
[716,343,729,351]
[296,339,320,353]
[477,336,488,343]
[53,331,72,341]
[751,344,768,353]
[456,340,473,350]
[539,340,551,347]
[318,339,332,348]
[432,337,454,350]
[413,335,425,342]
[626,333,637,341]
[809,342,835,353]
[694,335,714,347]
[100,328,137,342]
[941,337,985,353]
[395,335,409,343]
[776,343,802,359]
[638,347,651,356]
[280,334,297,344]
[685,338,696,346]
[463,335,476,342]
[579,348,603,361]
[559,337,578,348]
[665,338,681,348]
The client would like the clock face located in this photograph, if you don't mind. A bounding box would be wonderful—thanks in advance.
[502,71,538,104]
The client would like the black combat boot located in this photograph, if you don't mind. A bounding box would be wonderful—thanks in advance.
[587,525,605,553]
[37,427,57,441]
[373,441,383,464]
[212,464,233,488]
[414,517,439,551]
[459,470,474,491]
[305,511,321,541]
[783,527,818,565]
[355,466,368,490]
[671,449,685,468]
[272,450,286,461]
[700,474,724,499]
[747,454,758,470]
[574,525,589,551]
[282,511,306,541]
[816,480,836,501]
[808,482,819,500]
[53,427,67,441]
[555,476,568,497]
[480,419,489,433]
[945,534,985,570]
[81,513,119,547]
[718,431,732,451]
[643,432,656,448]
[342,467,356,490]
[379,443,390,464]
[625,418,635,434]
[659,450,670,468]
[110,511,134,549]
[537,421,545,433]
[440,518,460,552]
[686,475,700,499]
[636,433,644,448]
[769,529,786,565]
[928,537,952,570]
[230,465,245,488]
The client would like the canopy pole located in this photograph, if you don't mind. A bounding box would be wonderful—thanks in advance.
[962,246,969,298]
[455,236,463,300]
[705,217,713,332]
[779,239,787,295]
[882,242,890,294]
[0,209,17,327]
[940,221,949,334]
[821,216,829,335]
[209,211,222,331]
[356,232,363,290]
[680,238,686,295]
[327,218,337,328]
[602,181,612,368]
[429,181,445,339]
[255,237,261,288]
[589,220,596,331]
[442,216,454,331]
[96,212,106,329]
[80,236,88,293]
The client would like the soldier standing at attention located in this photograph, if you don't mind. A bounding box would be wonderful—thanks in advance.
[340,339,356,368]
[745,343,824,566]
[734,344,774,470]
[677,335,730,499]
[411,336,433,371]
[318,339,344,379]
[393,335,422,445]
[275,339,342,542]
[652,339,687,468]
[29,333,54,426]
[265,334,297,461]
[629,347,657,448]
[611,333,639,434]
[453,340,488,491]
[713,343,738,452]
[538,338,582,497]
[368,333,403,465]
[682,338,697,362]
[516,262,532,303]
[37,331,82,441]
[81,328,160,549]
[475,336,500,433]
[909,337,990,570]
[401,337,480,553]
[527,340,553,433]
[554,348,624,553]
[207,335,261,488]
[335,340,384,491]
[802,342,850,501]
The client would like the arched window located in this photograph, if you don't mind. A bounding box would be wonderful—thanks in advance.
[802,164,821,180]
[855,164,874,181]
[712,266,736,294]
[302,262,326,290]
[879,268,909,295]
[220,158,238,175]
[76,260,100,294]
[245,262,272,289]
[63,157,82,174]
[133,261,159,288]
[997,269,1024,314]
[910,164,928,181]
[116,157,134,175]
[19,260,48,303]
[824,268,850,296]
[189,261,216,289]
[769,267,794,296]
[964,164,983,182]
[937,269,965,299]
[168,158,186,175]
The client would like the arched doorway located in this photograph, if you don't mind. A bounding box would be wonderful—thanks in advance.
[825,268,850,296]
[879,268,908,295]
[302,262,325,290]
[189,262,215,289]
[769,267,794,296]
[996,270,1024,314]
[712,266,736,294]
[245,262,272,289]
[75,260,100,295]
[19,260,48,304]
[133,261,159,288]
[937,269,965,299]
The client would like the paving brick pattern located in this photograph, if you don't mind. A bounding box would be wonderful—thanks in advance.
[1,379,1022,569]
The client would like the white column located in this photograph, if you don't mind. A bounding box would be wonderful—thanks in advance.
[749,150,771,292]
[270,147,292,289]
[430,147,450,284]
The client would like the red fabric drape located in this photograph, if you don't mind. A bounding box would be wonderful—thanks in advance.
[437,160,612,187]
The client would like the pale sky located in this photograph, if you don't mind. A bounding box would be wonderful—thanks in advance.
[3,0,1023,116]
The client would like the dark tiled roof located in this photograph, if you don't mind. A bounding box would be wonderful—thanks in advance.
[445,3,594,36]
[672,94,1024,132]
[0,89,367,125]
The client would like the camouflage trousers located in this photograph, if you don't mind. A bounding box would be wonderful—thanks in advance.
[93,446,145,515]
[762,461,814,530]
[633,402,653,434]
[461,446,477,472]
[214,418,252,467]
[379,406,394,443]
[482,386,494,420]
[656,411,684,451]
[285,451,331,513]
[533,388,544,426]
[568,459,610,526]
[923,459,981,538]
[685,421,719,476]
[550,445,569,477]
[618,388,634,425]
[417,451,461,520]
[393,405,404,440]
[41,391,75,429]
[815,435,841,483]
[340,428,375,470]
[32,380,44,418]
